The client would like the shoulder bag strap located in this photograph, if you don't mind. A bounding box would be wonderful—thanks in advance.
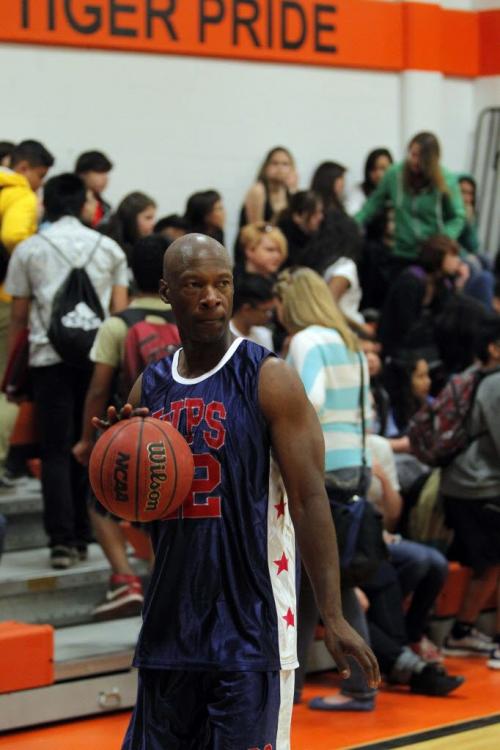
[357,349,368,477]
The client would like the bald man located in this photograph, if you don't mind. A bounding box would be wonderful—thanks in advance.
[112,234,379,749]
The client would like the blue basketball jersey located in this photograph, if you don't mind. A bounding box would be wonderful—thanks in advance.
[134,338,297,672]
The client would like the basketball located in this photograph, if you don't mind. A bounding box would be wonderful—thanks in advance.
[89,416,194,522]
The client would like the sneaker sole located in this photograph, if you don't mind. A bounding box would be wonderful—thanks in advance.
[411,675,465,697]
[92,596,144,622]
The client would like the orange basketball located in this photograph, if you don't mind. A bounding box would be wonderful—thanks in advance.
[89,416,194,522]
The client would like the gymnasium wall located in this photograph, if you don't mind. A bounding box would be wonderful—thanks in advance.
[0,0,498,247]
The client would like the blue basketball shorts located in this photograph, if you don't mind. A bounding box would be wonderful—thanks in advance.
[122,668,294,750]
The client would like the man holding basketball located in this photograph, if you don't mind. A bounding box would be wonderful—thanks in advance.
[99,234,379,749]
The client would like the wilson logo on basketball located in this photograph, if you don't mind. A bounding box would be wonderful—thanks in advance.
[146,442,168,511]
[113,452,130,502]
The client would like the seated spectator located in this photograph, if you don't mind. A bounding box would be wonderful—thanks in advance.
[434,293,491,377]
[308,161,364,326]
[379,236,460,362]
[346,148,393,218]
[5,173,128,569]
[238,222,287,279]
[361,559,463,695]
[441,315,500,669]
[73,234,176,619]
[75,150,113,228]
[230,273,275,350]
[239,146,296,228]
[154,214,188,241]
[236,147,296,273]
[184,190,225,245]
[276,267,376,710]
[458,174,480,257]
[0,141,15,168]
[368,436,448,663]
[277,268,462,702]
[101,191,156,265]
[356,132,466,281]
[347,148,395,311]
[277,190,324,268]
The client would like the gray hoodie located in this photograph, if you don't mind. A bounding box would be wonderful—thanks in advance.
[441,367,500,500]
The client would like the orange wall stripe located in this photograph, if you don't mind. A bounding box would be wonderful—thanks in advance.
[0,1,498,78]
[479,9,500,76]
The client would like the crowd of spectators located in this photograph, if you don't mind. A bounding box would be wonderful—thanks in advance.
[0,132,499,711]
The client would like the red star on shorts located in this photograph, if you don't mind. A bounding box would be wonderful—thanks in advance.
[283,608,295,628]
[274,552,289,575]
[274,498,286,518]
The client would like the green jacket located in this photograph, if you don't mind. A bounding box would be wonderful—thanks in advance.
[355,162,466,259]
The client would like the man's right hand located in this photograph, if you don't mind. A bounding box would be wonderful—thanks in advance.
[91,403,149,431]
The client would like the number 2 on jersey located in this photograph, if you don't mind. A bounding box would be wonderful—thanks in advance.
[166,453,221,520]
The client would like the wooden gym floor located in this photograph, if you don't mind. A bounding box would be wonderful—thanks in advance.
[1,657,499,749]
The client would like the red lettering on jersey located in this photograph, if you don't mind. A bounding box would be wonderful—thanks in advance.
[185,398,204,445]
[248,746,273,750]
[150,408,165,420]
[167,400,184,429]
[203,401,227,449]
[183,453,221,518]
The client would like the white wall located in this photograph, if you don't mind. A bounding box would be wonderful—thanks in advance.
[0,41,496,248]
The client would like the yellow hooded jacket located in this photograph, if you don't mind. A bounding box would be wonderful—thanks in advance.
[0,169,38,303]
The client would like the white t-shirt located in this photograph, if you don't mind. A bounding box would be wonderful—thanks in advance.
[323,257,364,325]
[346,185,367,216]
[5,216,128,367]
[229,320,274,351]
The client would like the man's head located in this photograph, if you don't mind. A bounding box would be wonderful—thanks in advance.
[75,150,113,195]
[10,140,54,191]
[43,173,87,223]
[160,234,233,343]
[131,234,170,294]
[475,314,500,366]
[154,214,189,241]
[232,273,275,329]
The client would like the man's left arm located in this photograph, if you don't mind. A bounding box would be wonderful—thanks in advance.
[8,297,30,356]
[259,357,380,687]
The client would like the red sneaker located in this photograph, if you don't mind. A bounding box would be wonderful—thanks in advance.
[92,574,144,621]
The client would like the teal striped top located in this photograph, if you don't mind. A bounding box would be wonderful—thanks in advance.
[287,325,370,471]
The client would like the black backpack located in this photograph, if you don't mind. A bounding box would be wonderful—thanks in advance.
[41,235,105,368]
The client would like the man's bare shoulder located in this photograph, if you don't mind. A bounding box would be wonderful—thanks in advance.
[258,356,309,420]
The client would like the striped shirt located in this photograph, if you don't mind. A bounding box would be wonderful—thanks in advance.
[287,325,370,471]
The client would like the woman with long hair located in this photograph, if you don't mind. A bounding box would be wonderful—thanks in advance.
[278,268,464,700]
[308,162,364,326]
[275,267,376,710]
[101,191,156,264]
[184,189,225,245]
[277,190,324,268]
[356,133,466,277]
[347,148,393,216]
[240,146,296,227]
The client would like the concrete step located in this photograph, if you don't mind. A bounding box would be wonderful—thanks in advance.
[0,480,47,552]
[0,544,148,627]
[54,616,142,681]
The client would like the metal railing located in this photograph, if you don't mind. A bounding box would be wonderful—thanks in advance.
[471,107,500,257]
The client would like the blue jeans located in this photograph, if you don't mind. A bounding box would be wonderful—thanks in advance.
[389,539,448,642]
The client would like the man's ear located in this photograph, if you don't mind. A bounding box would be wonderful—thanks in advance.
[159,278,170,304]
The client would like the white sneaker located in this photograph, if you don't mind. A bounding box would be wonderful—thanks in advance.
[487,647,500,670]
[443,628,493,656]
